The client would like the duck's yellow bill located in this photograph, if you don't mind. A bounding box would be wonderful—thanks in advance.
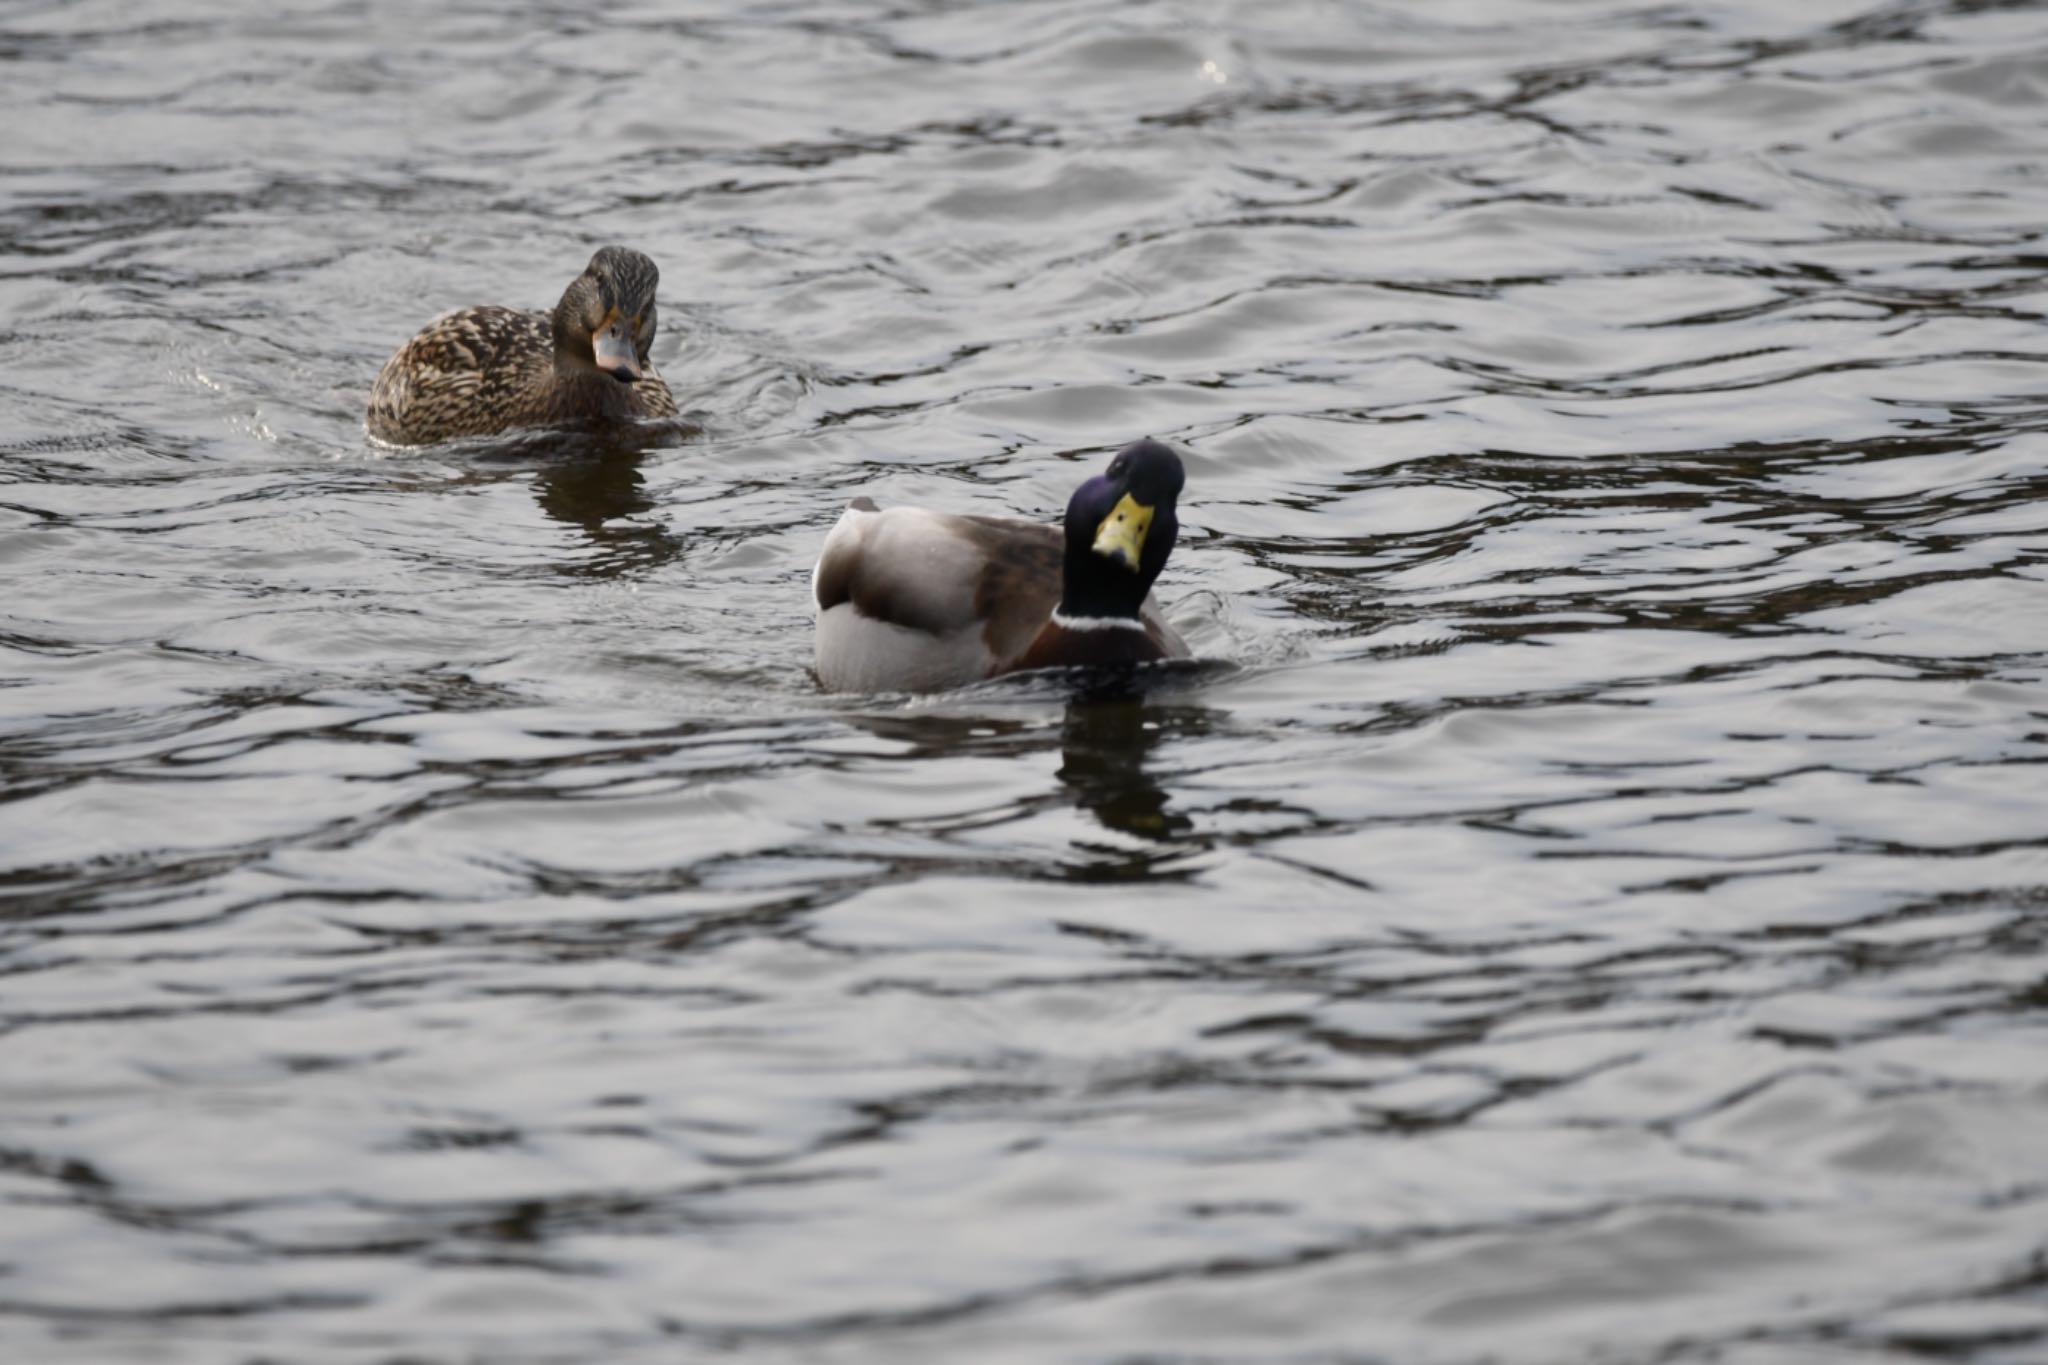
[1092,492,1154,570]
[592,308,643,383]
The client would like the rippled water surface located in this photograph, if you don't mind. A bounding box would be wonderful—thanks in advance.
[5,1,2048,1361]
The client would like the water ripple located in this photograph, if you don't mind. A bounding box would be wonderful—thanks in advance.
[3,1,2047,1362]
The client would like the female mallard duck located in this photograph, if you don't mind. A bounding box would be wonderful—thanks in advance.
[813,438,1191,692]
[366,245,679,445]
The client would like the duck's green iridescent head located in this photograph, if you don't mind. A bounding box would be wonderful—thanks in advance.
[1058,438,1186,620]
[553,245,662,384]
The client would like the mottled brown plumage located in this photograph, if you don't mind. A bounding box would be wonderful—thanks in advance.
[367,246,679,445]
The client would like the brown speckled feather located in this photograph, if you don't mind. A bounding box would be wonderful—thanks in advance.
[366,249,679,446]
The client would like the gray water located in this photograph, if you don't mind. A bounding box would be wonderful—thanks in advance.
[4,2,2048,1362]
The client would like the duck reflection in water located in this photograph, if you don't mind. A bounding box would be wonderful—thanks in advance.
[834,683,1215,857]
[1057,697,1201,845]
[527,425,696,578]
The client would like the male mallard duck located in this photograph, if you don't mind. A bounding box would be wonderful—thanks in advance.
[366,245,679,445]
[813,438,1191,692]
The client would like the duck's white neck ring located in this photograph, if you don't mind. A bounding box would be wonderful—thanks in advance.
[1051,610,1148,634]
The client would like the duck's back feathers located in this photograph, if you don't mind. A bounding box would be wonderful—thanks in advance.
[367,307,554,444]
[812,497,1185,693]
[365,247,679,446]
